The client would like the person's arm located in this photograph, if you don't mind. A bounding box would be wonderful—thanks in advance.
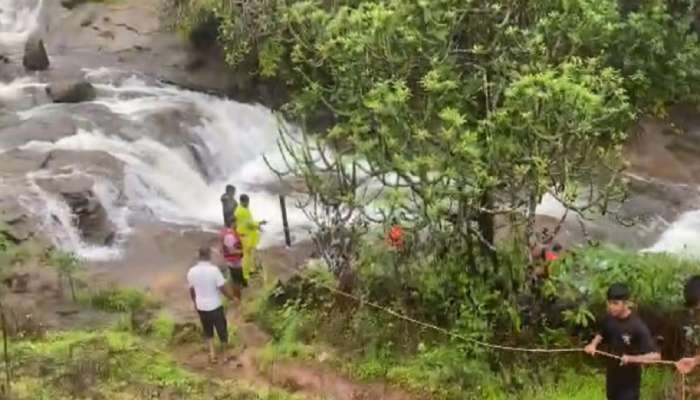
[621,352,661,365]
[621,318,660,365]
[219,283,236,302]
[189,287,197,309]
[585,334,603,356]
[676,355,700,374]
[214,268,236,302]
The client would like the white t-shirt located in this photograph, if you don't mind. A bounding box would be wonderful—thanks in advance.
[187,261,226,311]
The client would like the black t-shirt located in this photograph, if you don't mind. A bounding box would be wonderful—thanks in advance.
[598,312,657,386]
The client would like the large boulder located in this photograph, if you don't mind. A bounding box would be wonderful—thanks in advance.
[60,0,90,9]
[46,80,97,103]
[22,36,50,71]
[0,200,33,243]
[35,176,116,246]
[0,116,77,148]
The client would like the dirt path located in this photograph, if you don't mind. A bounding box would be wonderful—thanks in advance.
[83,223,416,400]
[173,304,413,400]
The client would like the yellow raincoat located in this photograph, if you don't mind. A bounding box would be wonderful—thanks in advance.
[234,205,260,280]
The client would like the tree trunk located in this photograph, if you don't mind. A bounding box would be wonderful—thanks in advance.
[68,276,77,302]
[477,190,498,270]
[0,303,10,395]
[56,273,64,299]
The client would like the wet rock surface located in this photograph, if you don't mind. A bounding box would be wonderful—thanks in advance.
[22,35,50,71]
[46,79,96,103]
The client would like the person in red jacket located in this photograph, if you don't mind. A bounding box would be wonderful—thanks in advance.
[387,218,405,251]
[542,243,563,277]
[220,222,245,301]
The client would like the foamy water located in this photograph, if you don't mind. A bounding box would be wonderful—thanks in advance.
[0,0,43,52]
[13,71,311,259]
[644,210,700,258]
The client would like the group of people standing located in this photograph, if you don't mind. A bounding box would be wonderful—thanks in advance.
[185,184,266,363]
[220,184,266,290]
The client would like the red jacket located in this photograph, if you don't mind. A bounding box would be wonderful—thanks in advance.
[220,228,243,263]
[544,250,559,262]
[387,225,404,250]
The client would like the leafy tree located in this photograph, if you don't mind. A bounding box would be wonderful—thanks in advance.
[173,0,700,287]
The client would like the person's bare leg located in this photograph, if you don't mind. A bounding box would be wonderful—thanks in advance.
[206,338,216,363]
[232,283,241,301]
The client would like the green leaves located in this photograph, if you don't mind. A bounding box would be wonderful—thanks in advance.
[178,0,700,276]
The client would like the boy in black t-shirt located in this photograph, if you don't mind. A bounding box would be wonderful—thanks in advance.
[585,283,661,400]
[676,275,700,374]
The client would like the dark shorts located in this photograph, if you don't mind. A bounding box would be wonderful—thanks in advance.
[197,306,228,343]
[228,262,247,287]
[229,267,248,287]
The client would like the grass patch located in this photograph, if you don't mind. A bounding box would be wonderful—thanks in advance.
[81,287,158,313]
[9,328,303,400]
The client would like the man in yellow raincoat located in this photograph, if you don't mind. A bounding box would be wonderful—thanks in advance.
[234,194,266,281]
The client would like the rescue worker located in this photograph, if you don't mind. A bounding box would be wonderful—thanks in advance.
[235,194,266,281]
[221,185,237,228]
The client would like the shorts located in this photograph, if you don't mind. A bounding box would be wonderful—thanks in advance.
[228,262,247,287]
[197,306,228,343]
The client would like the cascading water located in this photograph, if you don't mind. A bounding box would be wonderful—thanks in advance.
[2,0,698,263]
[0,0,42,53]
[644,210,700,258]
[0,0,310,260]
[12,71,311,259]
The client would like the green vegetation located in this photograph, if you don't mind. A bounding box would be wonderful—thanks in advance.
[7,0,700,398]
[43,249,83,301]
[168,1,700,264]
[245,245,687,399]
[10,328,303,400]
[552,247,700,311]
[85,287,157,314]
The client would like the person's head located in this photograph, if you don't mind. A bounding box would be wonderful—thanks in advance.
[226,184,236,195]
[240,194,250,206]
[606,282,631,318]
[198,246,211,261]
[552,243,563,253]
[684,275,700,309]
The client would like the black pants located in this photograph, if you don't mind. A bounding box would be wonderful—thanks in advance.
[197,306,228,343]
[223,213,233,228]
[606,370,640,400]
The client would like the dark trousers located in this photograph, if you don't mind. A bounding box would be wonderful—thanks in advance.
[197,306,228,343]
[606,370,640,400]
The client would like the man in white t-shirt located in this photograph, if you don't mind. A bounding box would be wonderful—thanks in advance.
[187,246,236,363]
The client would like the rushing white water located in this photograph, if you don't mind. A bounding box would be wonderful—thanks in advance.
[18,170,131,260]
[14,70,311,259]
[644,210,700,258]
[0,0,310,259]
[0,0,43,52]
